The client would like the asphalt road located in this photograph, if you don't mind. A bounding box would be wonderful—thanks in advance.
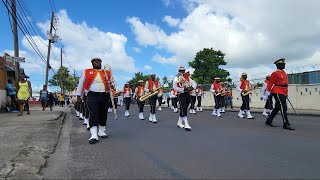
[41,105,320,179]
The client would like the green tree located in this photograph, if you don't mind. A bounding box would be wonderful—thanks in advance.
[49,66,79,94]
[188,48,230,84]
[162,76,168,84]
[162,76,173,92]
[127,72,149,89]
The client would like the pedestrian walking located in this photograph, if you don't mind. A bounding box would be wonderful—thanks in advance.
[48,92,54,111]
[39,85,49,111]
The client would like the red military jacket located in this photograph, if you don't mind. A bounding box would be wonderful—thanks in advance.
[83,68,111,92]
[239,78,251,91]
[267,69,288,96]
[147,80,159,90]
[136,86,145,97]
[213,81,222,92]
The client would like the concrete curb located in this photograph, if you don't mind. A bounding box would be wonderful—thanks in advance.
[4,109,67,179]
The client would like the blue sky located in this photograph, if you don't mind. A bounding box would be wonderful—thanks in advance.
[1,0,320,92]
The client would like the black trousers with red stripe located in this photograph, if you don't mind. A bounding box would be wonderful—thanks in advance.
[266,94,290,126]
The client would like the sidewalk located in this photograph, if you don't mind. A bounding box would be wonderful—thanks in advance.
[0,105,68,179]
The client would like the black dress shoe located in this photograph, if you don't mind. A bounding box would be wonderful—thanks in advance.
[89,139,98,144]
[283,125,295,130]
[265,122,277,127]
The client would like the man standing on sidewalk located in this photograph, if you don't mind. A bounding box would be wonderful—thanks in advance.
[265,58,294,130]
[76,58,111,144]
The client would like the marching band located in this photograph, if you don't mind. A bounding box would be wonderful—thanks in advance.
[72,57,295,144]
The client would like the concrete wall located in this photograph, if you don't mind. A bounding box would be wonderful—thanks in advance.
[202,84,320,110]
[0,90,7,110]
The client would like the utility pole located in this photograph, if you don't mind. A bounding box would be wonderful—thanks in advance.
[11,0,19,82]
[45,12,54,87]
[60,48,63,94]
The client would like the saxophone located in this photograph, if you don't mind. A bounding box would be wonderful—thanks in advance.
[139,87,162,102]
[241,87,255,96]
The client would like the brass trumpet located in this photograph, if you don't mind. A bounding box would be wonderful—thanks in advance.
[177,73,192,88]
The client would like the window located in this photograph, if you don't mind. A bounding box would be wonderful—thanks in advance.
[316,88,318,92]
[301,92,303,95]
[305,88,308,92]
[309,91,312,95]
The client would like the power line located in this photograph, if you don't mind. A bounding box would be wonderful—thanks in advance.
[48,0,56,12]
[16,0,48,47]
[1,0,57,75]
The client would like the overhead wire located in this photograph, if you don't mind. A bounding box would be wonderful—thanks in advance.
[1,0,57,75]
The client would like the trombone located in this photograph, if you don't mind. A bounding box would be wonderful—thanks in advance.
[103,64,117,120]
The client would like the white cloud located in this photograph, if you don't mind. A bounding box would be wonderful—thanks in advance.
[35,9,137,73]
[186,67,195,74]
[126,17,167,47]
[144,65,152,70]
[132,47,141,53]
[162,0,172,7]
[127,0,320,80]
[162,16,180,27]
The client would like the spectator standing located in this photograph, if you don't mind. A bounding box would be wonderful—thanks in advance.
[5,79,18,112]
[225,86,233,109]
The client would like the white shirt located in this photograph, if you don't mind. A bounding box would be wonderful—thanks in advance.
[196,88,204,96]
[170,90,177,98]
[123,87,132,98]
[210,84,215,93]
[76,70,109,96]
[261,82,267,97]
[173,76,197,93]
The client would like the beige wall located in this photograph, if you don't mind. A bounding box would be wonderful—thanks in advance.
[0,90,7,109]
[202,84,320,110]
